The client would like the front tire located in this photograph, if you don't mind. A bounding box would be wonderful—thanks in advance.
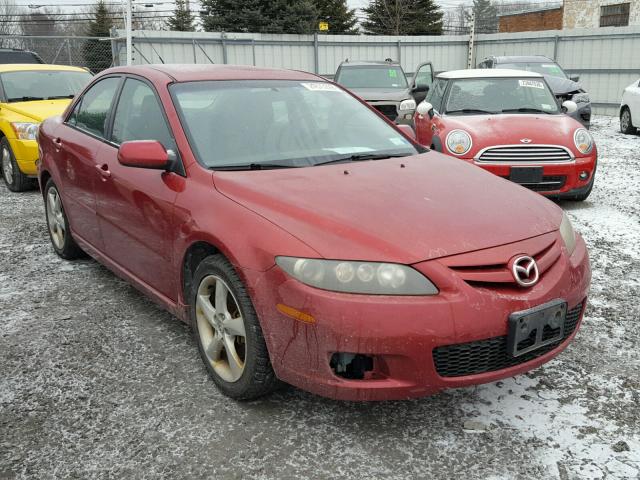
[620,107,637,135]
[191,254,279,400]
[44,179,84,259]
[1,138,35,192]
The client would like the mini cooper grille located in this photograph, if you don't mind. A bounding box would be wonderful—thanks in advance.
[478,145,572,163]
[432,302,584,378]
[500,175,567,192]
[372,104,398,121]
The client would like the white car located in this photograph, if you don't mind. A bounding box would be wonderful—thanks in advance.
[620,78,640,134]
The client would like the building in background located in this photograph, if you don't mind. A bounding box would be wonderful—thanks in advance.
[498,5,563,32]
[563,0,640,28]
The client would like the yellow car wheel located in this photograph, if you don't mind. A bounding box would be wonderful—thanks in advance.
[1,138,35,192]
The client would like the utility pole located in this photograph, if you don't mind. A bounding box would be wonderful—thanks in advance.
[125,0,133,65]
[467,11,475,69]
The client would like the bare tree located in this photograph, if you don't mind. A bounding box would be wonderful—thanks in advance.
[0,0,21,36]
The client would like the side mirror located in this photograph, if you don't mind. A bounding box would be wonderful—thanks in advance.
[416,101,434,118]
[118,140,171,170]
[396,124,416,140]
[412,84,430,94]
[562,100,578,114]
[569,74,580,82]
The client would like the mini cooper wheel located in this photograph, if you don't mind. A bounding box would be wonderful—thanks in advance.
[44,179,83,259]
[1,138,34,192]
[620,107,637,135]
[191,255,279,400]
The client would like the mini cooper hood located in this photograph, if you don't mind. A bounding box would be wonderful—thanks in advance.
[213,153,562,264]
[1,99,72,122]
[544,75,582,96]
[349,88,411,102]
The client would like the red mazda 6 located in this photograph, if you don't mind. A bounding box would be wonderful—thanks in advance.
[38,65,590,401]
[414,69,597,201]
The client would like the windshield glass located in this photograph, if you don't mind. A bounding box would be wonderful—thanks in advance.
[1,70,92,102]
[499,62,568,79]
[171,80,418,169]
[336,66,408,89]
[445,78,560,115]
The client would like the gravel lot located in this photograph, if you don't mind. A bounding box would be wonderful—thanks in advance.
[1,116,639,479]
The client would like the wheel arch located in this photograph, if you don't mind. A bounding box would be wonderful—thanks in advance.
[181,241,221,305]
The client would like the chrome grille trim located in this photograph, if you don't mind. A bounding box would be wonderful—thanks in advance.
[475,144,574,164]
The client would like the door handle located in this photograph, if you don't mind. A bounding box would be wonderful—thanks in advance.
[95,163,111,180]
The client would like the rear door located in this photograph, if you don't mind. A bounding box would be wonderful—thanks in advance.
[57,76,121,250]
[94,76,182,300]
[630,79,640,125]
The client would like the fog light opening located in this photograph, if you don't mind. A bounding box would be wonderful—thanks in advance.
[579,171,589,181]
[330,353,374,380]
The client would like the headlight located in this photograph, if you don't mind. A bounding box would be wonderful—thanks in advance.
[398,99,416,111]
[573,128,593,155]
[11,122,39,141]
[275,257,438,295]
[572,92,590,103]
[559,212,577,256]
[446,129,472,155]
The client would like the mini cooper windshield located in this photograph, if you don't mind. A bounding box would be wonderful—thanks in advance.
[1,70,92,102]
[171,80,418,169]
[445,77,560,116]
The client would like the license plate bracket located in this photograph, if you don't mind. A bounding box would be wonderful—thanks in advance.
[510,166,543,184]
[507,299,567,357]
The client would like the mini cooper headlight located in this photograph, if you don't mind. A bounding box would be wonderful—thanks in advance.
[11,122,39,141]
[560,212,577,256]
[399,99,417,111]
[446,129,472,155]
[573,128,593,155]
[275,257,438,295]
[572,92,590,104]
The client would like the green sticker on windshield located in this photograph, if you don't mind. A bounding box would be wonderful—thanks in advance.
[388,69,397,78]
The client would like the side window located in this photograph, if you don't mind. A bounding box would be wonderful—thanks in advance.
[68,77,120,139]
[111,78,173,148]
[426,79,447,112]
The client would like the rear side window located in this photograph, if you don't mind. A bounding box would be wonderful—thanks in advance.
[425,78,447,112]
[111,78,173,148]
[68,77,120,139]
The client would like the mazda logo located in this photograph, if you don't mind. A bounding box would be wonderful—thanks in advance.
[520,138,532,144]
[511,255,539,287]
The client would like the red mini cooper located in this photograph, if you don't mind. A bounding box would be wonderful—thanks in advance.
[414,69,597,201]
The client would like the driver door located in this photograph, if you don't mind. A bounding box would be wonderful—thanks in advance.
[411,62,434,104]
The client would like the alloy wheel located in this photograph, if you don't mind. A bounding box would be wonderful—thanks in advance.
[47,187,66,250]
[196,275,247,383]
[1,146,13,185]
[621,110,630,131]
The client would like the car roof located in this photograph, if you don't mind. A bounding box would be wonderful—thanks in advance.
[0,63,88,73]
[437,68,543,79]
[104,64,324,83]
[492,55,554,63]
[339,60,400,67]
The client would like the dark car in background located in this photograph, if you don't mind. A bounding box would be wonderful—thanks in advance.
[0,48,44,64]
[477,55,591,128]
[334,59,434,124]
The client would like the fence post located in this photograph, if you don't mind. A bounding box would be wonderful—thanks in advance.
[397,39,401,65]
[313,32,319,74]
[66,39,72,65]
[467,12,476,68]
[553,35,560,61]
[192,39,197,63]
[221,33,228,64]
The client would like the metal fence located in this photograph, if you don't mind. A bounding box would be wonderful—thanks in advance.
[112,26,640,116]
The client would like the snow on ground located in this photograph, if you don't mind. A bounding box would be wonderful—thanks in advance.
[0,116,638,479]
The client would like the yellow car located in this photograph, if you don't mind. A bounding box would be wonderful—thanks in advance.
[0,64,92,191]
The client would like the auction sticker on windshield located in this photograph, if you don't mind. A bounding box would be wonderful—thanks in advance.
[519,80,544,89]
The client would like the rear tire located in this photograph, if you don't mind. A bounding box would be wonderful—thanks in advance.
[191,254,280,400]
[1,138,36,192]
[44,179,84,259]
[620,107,637,135]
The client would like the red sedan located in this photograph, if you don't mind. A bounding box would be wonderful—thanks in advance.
[38,65,590,401]
[414,69,597,201]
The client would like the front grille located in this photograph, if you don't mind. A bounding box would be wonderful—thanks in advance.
[478,145,573,163]
[372,104,398,121]
[433,302,584,378]
[500,175,567,192]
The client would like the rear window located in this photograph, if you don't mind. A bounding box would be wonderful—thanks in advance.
[0,51,42,64]
[336,66,408,89]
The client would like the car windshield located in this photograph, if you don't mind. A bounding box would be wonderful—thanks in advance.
[336,66,408,89]
[445,77,560,115]
[1,70,92,102]
[171,80,418,170]
[498,62,568,79]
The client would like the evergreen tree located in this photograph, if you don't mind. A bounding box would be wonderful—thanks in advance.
[261,0,317,34]
[83,0,114,72]
[167,0,195,31]
[362,0,443,35]
[312,0,358,34]
[466,0,498,33]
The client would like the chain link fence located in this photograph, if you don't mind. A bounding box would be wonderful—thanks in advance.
[0,35,116,73]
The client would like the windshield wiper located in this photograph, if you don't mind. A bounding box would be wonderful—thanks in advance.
[501,107,553,114]
[314,153,410,166]
[446,109,498,115]
[7,96,45,102]
[210,162,299,171]
[47,94,74,100]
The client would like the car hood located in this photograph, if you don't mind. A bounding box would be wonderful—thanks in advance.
[0,99,72,122]
[213,153,561,264]
[441,114,584,157]
[348,88,411,102]
[544,75,583,96]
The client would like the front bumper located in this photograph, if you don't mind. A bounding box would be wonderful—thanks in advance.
[244,233,590,401]
[7,137,38,176]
